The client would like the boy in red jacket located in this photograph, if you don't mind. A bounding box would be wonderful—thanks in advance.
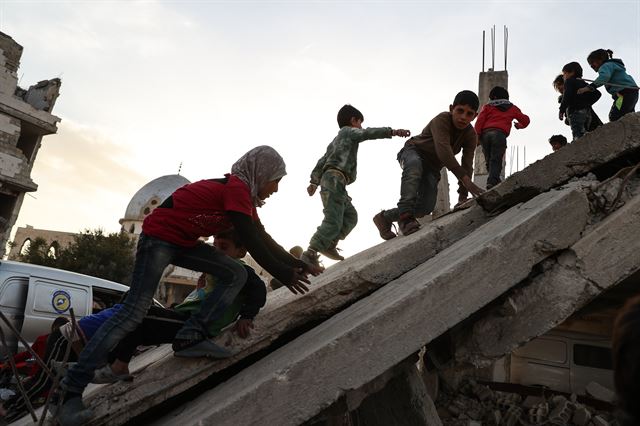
[474,86,530,189]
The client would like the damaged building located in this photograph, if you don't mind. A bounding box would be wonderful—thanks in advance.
[10,112,638,426]
[0,31,61,257]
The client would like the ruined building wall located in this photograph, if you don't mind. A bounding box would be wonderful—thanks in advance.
[0,31,61,256]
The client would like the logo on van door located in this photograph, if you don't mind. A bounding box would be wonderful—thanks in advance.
[52,290,71,313]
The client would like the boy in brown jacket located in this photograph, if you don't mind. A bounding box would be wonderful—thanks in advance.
[374,90,484,239]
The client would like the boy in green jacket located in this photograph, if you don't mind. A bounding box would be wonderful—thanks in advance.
[301,104,410,267]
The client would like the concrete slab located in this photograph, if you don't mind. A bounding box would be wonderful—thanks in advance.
[150,186,590,426]
[453,190,640,366]
[477,112,640,213]
[81,202,492,425]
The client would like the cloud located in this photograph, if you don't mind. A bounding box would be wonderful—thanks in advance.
[16,120,149,234]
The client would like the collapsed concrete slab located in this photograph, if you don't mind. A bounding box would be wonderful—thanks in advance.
[453,179,640,367]
[477,112,640,213]
[151,185,591,426]
[82,203,492,425]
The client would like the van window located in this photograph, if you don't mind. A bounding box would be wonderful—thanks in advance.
[514,338,567,364]
[93,287,125,312]
[0,278,28,310]
[573,344,613,370]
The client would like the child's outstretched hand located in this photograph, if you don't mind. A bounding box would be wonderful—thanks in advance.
[307,184,317,196]
[286,268,311,295]
[558,111,565,121]
[393,129,411,137]
[233,318,254,339]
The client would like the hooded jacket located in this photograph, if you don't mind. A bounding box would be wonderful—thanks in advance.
[474,99,530,137]
[589,59,638,96]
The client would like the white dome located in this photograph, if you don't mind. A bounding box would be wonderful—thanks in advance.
[120,174,190,222]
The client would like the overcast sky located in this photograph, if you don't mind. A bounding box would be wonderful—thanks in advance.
[5,0,640,259]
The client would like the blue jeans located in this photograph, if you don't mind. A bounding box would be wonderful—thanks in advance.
[383,146,439,222]
[568,108,591,140]
[61,233,247,394]
[480,129,507,187]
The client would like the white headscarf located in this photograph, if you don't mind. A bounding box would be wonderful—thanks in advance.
[231,145,287,207]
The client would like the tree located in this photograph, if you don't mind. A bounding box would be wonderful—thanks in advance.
[11,229,135,285]
[9,237,58,268]
[57,229,136,285]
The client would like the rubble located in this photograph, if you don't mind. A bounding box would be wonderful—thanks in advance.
[436,380,614,426]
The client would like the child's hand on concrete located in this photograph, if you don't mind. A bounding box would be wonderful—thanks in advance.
[233,319,254,339]
[461,176,485,198]
[287,268,311,295]
[393,129,411,137]
[307,184,317,196]
[558,111,565,121]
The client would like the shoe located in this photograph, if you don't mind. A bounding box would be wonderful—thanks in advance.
[173,339,233,359]
[56,396,93,426]
[301,248,323,269]
[319,241,344,261]
[92,365,133,384]
[373,211,397,240]
[398,213,420,236]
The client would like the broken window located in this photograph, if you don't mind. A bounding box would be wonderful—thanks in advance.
[15,127,39,163]
[573,344,613,370]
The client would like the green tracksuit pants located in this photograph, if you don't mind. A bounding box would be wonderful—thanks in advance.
[309,169,358,252]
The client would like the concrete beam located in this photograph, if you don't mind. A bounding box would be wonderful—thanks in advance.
[477,112,640,213]
[82,202,493,425]
[453,186,640,366]
[150,185,590,426]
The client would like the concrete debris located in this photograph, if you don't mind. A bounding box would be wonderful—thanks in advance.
[585,382,616,404]
[437,380,614,426]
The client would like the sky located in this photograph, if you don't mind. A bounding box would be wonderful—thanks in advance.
[5,0,640,260]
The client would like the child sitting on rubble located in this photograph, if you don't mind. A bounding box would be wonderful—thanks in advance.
[301,104,410,267]
[558,62,602,140]
[58,145,321,426]
[474,86,530,189]
[374,90,484,240]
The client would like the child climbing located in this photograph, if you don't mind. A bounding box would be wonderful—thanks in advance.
[559,62,602,140]
[302,104,410,266]
[577,49,638,122]
[474,86,530,189]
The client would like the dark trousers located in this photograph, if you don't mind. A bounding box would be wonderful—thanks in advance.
[383,146,439,222]
[481,130,507,187]
[62,233,247,395]
[111,306,187,363]
[609,89,639,122]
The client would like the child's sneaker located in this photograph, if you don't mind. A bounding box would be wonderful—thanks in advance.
[301,248,323,269]
[399,213,420,236]
[319,242,344,261]
[373,211,397,240]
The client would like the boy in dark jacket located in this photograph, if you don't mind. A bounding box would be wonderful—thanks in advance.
[559,62,602,140]
[474,86,530,189]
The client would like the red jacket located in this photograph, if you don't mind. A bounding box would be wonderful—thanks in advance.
[475,100,530,137]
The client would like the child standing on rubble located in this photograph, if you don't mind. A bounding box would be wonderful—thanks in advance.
[58,145,321,426]
[577,49,638,122]
[474,86,530,189]
[374,91,484,240]
[559,62,602,140]
[301,104,410,267]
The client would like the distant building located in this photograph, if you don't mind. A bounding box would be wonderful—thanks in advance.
[0,32,62,256]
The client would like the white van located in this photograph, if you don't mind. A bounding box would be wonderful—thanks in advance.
[509,330,614,395]
[0,260,130,353]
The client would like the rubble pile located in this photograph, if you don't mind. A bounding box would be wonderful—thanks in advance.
[437,380,617,426]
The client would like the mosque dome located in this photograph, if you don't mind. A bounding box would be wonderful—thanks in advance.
[119,175,190,232]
